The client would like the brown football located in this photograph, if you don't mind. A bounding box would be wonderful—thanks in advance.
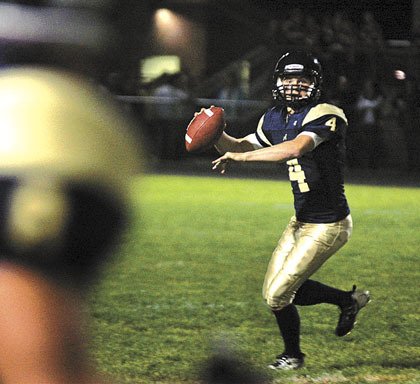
[185,106,225,152]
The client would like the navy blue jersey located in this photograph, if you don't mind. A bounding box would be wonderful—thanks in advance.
[253,102,350,223]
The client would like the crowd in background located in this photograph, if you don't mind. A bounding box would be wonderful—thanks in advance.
[262,9,419,172]
[113,9,420,172]
[266,9,385,76]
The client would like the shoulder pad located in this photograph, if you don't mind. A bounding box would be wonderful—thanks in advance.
[302,103,348,126]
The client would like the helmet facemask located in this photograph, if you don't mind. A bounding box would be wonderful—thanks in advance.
[274,76,317,109]
[272,51,323,109]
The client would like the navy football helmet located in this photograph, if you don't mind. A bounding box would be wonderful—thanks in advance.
[272,51,323,109]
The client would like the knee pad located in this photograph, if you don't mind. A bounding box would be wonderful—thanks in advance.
[263,277,298,311]
[265,294,295,311]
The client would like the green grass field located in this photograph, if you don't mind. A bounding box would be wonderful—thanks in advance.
[89,173,420,384]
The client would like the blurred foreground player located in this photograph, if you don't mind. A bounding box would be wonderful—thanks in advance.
[0,2,141,383]
[212,51,370,370]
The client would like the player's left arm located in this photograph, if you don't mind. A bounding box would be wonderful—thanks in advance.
[212,135,314,173]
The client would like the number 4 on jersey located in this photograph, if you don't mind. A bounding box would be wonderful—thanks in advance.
[325,117,337,132]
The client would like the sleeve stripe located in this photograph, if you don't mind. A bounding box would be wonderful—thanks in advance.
[256,115,272,147]
[255,131,270,147]
[297,131,324,148]
[242,133,264,149]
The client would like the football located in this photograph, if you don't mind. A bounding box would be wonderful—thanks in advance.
[185,106,225,152]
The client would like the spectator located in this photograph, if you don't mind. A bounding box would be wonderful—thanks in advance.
[304,14,322,52]
[396,76,420,171]
[152,72,192,120]
[329,76,357,126]
[281,8,307,47]
[328,75,358,167]
[354,79,384,169]
[335,12,358,63]
[377,86,408,168]
[217,71,246,120]
[318,12,357,83]
[151,71,195,159]
[106,71,126,94]
[266,18,282,46]
[318,19,337,78]
[324,12,358,76]
[358,12,385,78]
[320,19,335,53]
[359,11,385,50]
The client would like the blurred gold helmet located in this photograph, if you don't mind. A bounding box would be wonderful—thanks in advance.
[0,67,140,202]
[0,67,142,284]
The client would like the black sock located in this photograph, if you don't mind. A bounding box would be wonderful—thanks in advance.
[293,279,352,309]
[272,304,302,357]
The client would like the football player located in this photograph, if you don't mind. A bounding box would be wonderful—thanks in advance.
[212,51,370,370]
[0,2,141,383]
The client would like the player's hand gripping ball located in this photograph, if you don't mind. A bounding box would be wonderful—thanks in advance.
[185,106,225,152]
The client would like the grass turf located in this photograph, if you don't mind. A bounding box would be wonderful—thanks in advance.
[89,174,420,383]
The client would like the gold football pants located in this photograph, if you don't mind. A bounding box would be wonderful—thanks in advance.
[262,215,353,310]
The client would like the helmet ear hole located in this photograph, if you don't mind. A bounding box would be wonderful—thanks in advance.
[6,180,69,255]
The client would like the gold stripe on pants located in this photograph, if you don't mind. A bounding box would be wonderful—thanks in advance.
[262,214,353,310]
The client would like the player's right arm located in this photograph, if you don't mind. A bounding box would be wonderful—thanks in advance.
[214,115,265,154]
[214,132,256,154]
